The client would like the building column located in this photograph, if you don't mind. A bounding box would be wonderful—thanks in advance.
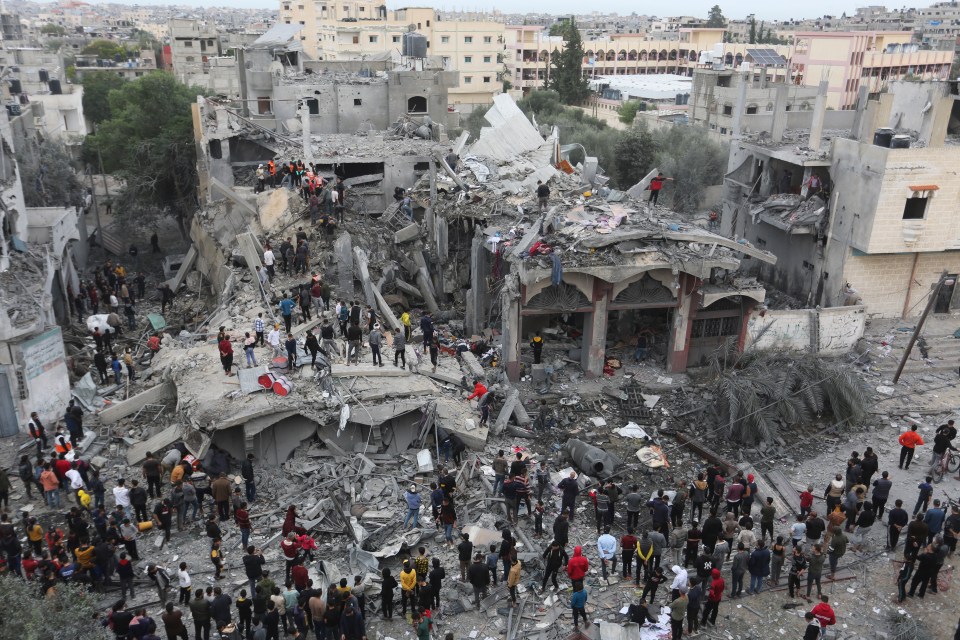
[667,274,701,373]
[736,299,756,353]
[799,166,814,198]
[580,277,610,378]
[501,282,522,382]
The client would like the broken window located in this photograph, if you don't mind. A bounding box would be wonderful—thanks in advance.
[903,196,929,220]
[257,96,272,114]
[723,104,733,115]
[208,139,222,159]
[691,316,740,339]
[353,98,362,106]
[483,76,491,83]
[745,105,758,114]
[306,98,319,114]
[407,96,427,113]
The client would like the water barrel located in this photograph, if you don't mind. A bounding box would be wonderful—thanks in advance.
[9,78,20,94]
[873,128,894,147]
[49,78,62,94]
[38,69,48,82]
[273,376,293,396]
[257,372,276,389]
[890,135,911,149]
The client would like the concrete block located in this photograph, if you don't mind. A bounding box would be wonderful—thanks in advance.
[531,364,547,383]
[394,223,420,244]
[100,382,177,425]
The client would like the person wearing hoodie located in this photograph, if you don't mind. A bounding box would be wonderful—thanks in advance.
[403,486,422,530]
[669,565,689,601]
[570,585,588,631]
[747,540,771,594]
[700,568,724,627]
[566,545,589,591]
[380,567,398,619]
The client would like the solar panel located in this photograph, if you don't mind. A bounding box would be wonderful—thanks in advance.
[746,48,787,66]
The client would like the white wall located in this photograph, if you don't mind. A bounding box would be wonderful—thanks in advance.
[12,326,71,429]
[746,305,865,355]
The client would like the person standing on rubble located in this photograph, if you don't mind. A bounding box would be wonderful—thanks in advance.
[403,486,422,530]
[420,312,434,354]
[278,294,295,334]
[369,324,384,367]
[536,180,550,213]
[558,472,580,522]
[428,336,440,373]
[648,173,672,206]
[268,324,282,359]
[211,473,232,521]
[392,327,407,369]
[400,560,418,618]
[899,425,925,470]
[218,334,234,377]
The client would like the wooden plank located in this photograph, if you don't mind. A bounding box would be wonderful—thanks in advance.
[762,467,803,515]
[739,463,796,520]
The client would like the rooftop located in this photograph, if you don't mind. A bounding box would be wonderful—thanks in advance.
[589,73,693,100]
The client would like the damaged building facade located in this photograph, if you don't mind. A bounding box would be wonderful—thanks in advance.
[723,77,960,317]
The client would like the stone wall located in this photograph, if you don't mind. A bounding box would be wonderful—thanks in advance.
[746,305,865,354]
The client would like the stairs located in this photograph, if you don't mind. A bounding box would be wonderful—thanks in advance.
[868,333,960,376]
[98,228,125,257]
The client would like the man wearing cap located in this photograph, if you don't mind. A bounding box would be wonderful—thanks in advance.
[403,485,422,530]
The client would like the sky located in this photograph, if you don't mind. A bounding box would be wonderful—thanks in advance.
[90,0,874,23]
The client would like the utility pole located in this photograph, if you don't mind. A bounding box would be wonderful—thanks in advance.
[893,271,951,384]
[86,164,102,242]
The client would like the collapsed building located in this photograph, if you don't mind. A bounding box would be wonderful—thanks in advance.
[722,77,960,317]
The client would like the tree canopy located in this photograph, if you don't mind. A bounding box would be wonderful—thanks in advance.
[0,574,110,640]
[617,100,642,125]
[83,73,204,234]
[706,5,727,28]
[548,17,590,105]
[40,23,66,36]
[82,39,128,60]
[80,72,127,125]
[19,141,84,208]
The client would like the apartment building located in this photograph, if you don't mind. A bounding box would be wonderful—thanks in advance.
[278,2,504,108]
[723,80,960,318]
[916,1,960,49]
[790,31,953,109]
[169,18,222,87]
[504,25,562,96]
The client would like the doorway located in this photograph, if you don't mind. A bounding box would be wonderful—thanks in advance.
[0,372,19,437]
[934,274,957,314]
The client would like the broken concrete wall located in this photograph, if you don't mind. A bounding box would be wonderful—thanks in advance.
[189,215,233,301]
[746,305,865,355]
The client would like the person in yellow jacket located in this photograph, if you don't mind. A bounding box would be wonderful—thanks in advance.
[635,531,654,587]
[399,559,417,618]
[77,488,92,510]
[400,310,411,341]
[74,540,95,569]
[507,557,522,607]
[26,518,44,555]
[530,331,544,364]
[170,462,185,486]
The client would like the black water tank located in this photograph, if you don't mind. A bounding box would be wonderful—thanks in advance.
[38,69,48,82]
[8,78,20,94]
[890,134,911,149]
[873,128,894,147]
[6,103,21,116]
[49,79,62,94]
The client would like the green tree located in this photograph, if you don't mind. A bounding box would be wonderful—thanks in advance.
[83,73,204,236]
[40,23,66,36]
[611,124,658,189]
[82,39,127,60]
[0,574,110,639]
[706,5,727,28]
[548,20,568,37]
[617,100,642,125]
[80,72,127,124]
[652,125,726,213]
[548,17,590,105]
[19,141,84,208]
[748,18,757,44]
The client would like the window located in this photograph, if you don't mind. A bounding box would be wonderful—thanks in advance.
[185,56,195,62]
[465,36,473,43]
[722,104,732,115]
[426,20,430,26]
[183,40,193,47]
[441,36,449,43]
[903,196,929,219]
[484,36,492,43]
[464,76,472,83]
[407,96,427,112]
[392,36,400,43]
[299,20,305,24]
[257,97,272,114]
[354,98,362,106]
[483,56,491,63]
[359,6,364,10]
[369,35,378,43]
[352,36,358,44]
[464,56,472,63]
[483,76,491,83]
[745,105,758,114]
[720,127,728,134]
[306,98,319,114]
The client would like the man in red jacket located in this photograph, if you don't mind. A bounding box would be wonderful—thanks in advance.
[700,567,724,627]
[810,595,835,637]
[566,545,589,591]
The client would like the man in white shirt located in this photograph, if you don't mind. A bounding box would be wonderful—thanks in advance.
[263,247,275,279]
[267,324,282,358]
[65,463,85,504]
[114,478,133,521]
[597,526,618,580]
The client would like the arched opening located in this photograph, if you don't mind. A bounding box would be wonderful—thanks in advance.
[606,51,616,61]
[628,49,638,61]
[658,49,668,61]
[639,50,648,61]
[407,95,427,113]
[735,53,744,66]
[689,50,698,62]
[724,52,734,65]
[618,49,627,61]
[669,49,678,60]
[540,49,549,61]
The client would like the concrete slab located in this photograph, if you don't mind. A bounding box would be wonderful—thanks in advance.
[126,423,184,465]
[330,364,412,378]
[461,352,485,380]
[99,382,177,425]
[394,223,420,244]
[626,168,659,199]
[420,368,464,386]
[238,366,271,394]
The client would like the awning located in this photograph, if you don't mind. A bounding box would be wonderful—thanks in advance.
[909,185,939,191]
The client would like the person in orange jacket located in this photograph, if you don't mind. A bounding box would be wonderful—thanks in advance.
[466,378,487,402]
[899,425,925,470]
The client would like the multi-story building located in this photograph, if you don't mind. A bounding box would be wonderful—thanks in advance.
[169,18,222,87]
[277,2,505,109]
[916,1,960,49]
[504,25,562,96]
[790,31,953,109]
[722,80,960,318]
[690,66,819,138]
[72,49,158,82]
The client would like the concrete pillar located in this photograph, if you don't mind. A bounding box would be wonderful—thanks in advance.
[851,86,871,142]
[667,274,700,373]
[580,278,610,378]
[770,84,789,143]
[301,104,313,164]
[465,229,488,334]
[799,166,813,198]
[808,81,829,151]
[736,300,756,353]
[501,283,521,381]
[730,70,749,140]
[334,232,354,298]
[759,66,768,89]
